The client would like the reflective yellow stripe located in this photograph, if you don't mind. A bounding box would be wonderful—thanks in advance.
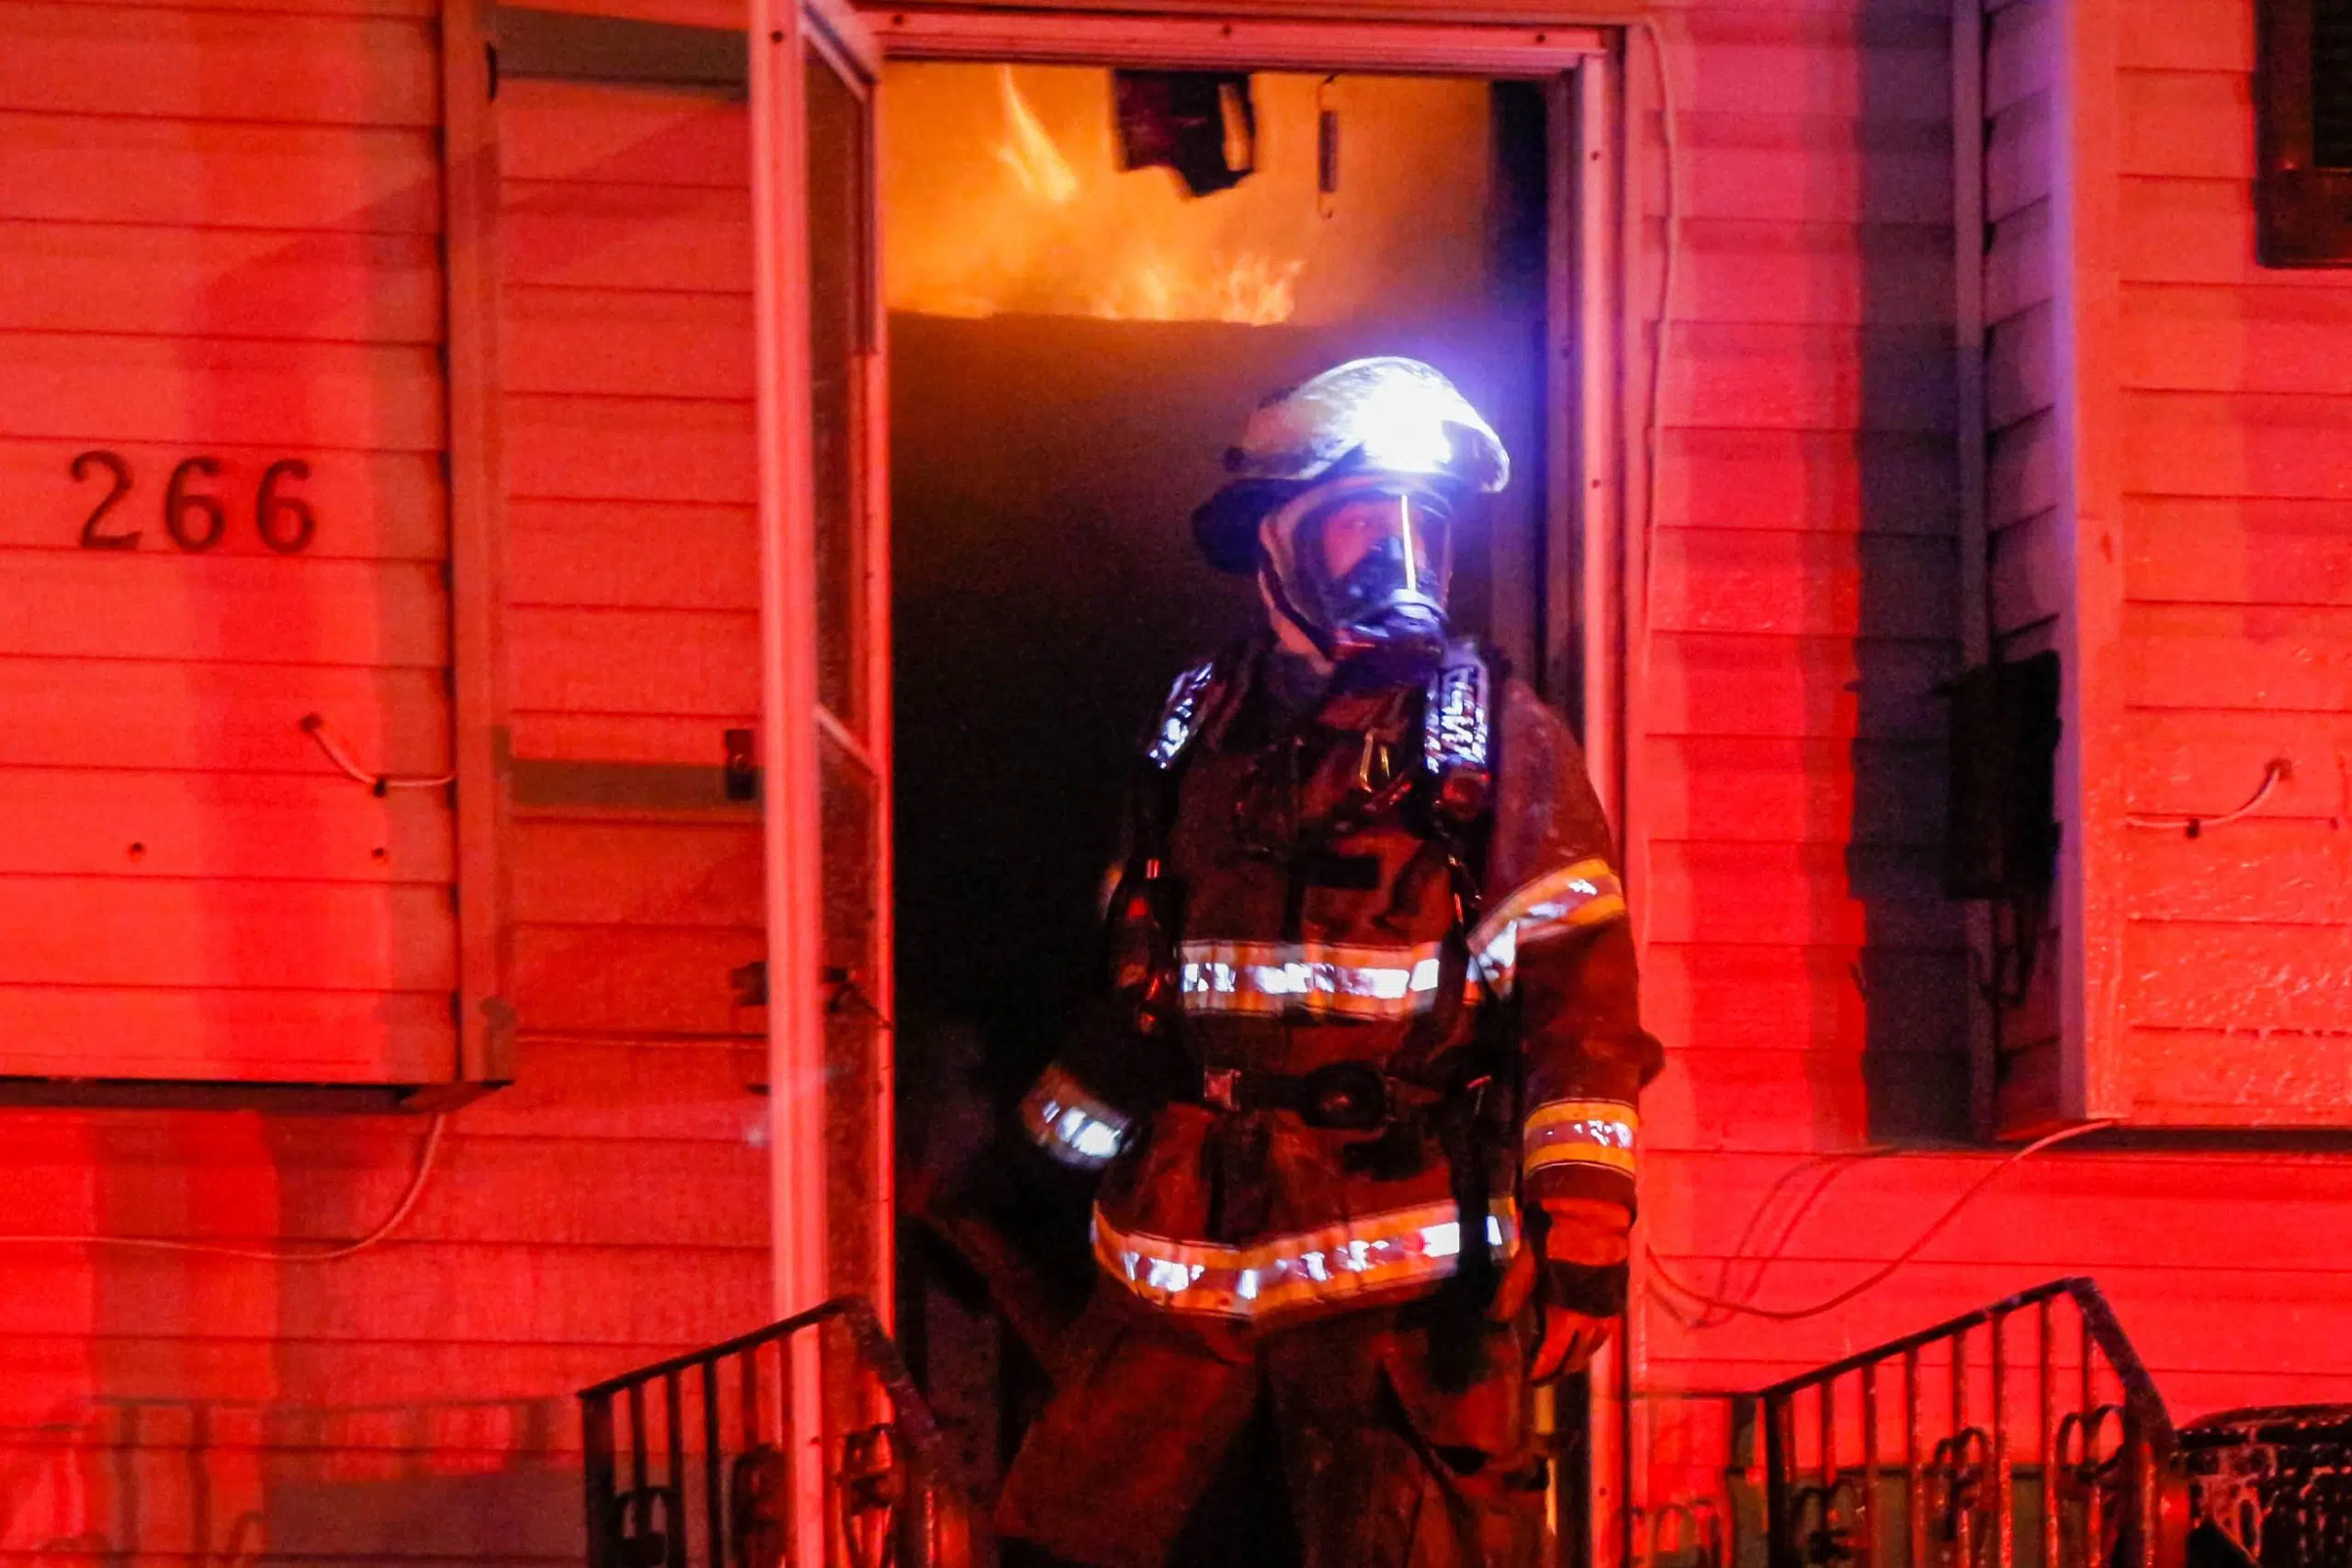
[1521,1097,1638,1179]
[1020,1064,1129,1170]
[1093,1198,1521,1324]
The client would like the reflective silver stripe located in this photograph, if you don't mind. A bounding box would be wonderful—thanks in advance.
[1093,1198,1521,1323]
[1466,858,1628,997]
[1147,660,1218,770]
[1177,856,1625,1020]
[1019,1065,1129,1170]
[1179,939,1446,1020]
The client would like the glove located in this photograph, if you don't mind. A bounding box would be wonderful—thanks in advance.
[1490,1196,1630,1382]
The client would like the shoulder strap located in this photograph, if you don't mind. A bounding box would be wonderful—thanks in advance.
[1145,655,1225,772]
[1421,638,1495,825]
[1392,643,1509,1084]
[1133,644,1249,852]
[1107,648,1246,1040]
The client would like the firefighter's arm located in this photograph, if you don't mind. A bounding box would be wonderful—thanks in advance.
[1511,919,1660,1379]
[1016,1048,1135,1173]
[1516,918,1656,1212]
[1016,951,1179,1174]
[1482,681,1664,1377]
[1017,836,1179,1173]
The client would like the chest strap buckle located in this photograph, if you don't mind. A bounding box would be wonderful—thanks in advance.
[1194,1062,1397,1131]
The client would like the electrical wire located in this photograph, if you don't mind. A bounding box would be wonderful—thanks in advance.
[0,1114,447,1263]
[1631,17,1679,955]
[1658,1145,1899,1331]
[1645,1119,2116,1323]
[1637,17,1679,642]
[300,713,455,793]
[2124,757,2289,835]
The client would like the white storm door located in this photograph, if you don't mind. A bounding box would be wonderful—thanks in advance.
[752,0,889,1556]
[753,0,889,1299]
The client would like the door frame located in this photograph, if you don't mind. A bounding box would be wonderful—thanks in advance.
[871,8,1604,70]
[755,10,1644,1564]
[864,6,1632,820]
[751,6,887,1564]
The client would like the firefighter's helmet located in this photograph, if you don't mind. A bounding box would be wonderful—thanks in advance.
[1192,357,1510,574]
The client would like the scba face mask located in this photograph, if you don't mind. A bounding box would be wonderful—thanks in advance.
[1262,478,1457,684]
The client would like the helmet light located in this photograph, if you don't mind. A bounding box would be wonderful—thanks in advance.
[1352,392,1459,477]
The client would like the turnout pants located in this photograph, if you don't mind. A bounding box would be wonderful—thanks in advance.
[997,1287,1548,1568]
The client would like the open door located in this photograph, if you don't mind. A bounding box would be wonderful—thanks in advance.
[805,0,894,1325]
[752,0,891,1555]
[753,0,889,1312]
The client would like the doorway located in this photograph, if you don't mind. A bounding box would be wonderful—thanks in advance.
[881,54,1577,1546]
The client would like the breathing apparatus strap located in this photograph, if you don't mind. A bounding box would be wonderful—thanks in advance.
[1390,638,1502,1087]
[1106,648,1247,1047]
[1113,640,1505,1105]
[1422,638,1497,825]
[1401,642,1514,1362]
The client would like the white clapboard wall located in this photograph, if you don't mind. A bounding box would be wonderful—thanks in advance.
[0,0,458,1083]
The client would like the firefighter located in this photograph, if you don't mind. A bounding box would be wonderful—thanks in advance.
[998,358,1663,1568]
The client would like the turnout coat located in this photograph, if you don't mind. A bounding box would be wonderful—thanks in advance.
[1018,640,1664,1332]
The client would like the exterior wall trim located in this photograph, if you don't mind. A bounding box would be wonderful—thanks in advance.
[2053,0,2123,1125]
[1954,0,1996,1141]
[868,7,1606,69]
[861,17,1635,1562]
[443,0,516,1094]
[750,7,835,1562]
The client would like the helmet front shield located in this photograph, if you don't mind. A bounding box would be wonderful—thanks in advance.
[1192,356,1510,578]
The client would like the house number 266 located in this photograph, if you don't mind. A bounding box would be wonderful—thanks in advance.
[72,451,318,554]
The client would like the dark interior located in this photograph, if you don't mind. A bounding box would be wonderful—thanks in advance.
[887,72,1555,1551]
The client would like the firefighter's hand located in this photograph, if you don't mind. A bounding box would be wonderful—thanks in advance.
[1493,1198,1631,1382]
[1530,1308,1616,1383]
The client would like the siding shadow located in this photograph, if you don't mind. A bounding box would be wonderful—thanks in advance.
[1852,2,1972,1143]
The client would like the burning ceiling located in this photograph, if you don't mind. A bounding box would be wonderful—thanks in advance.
[882,64,1493,327]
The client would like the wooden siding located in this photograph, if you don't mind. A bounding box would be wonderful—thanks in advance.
[0,26,769,1566]
[0,0,456,1083]
[1629,1,1962,1101]
[1630,8,1966,1191]
[2104,0,2352,1123]
[1631,0,2352,1540]
[1980,0,2068,1124]
[11,4,2351,1564]
[492,63,774,1561]
[1627,0,1973,1530]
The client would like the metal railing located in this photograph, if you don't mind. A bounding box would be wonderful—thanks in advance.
[580,1296,970,1568]
[1759,1278,2179,1568]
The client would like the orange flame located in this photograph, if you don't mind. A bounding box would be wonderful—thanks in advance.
[1090,251,1305,327]
[890,68,1305,326]
[993,67,1079,206]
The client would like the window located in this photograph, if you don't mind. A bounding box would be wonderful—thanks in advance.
[2257,0,2352,265]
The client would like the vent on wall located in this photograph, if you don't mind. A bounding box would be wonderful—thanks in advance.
[2258,0,2352,264]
